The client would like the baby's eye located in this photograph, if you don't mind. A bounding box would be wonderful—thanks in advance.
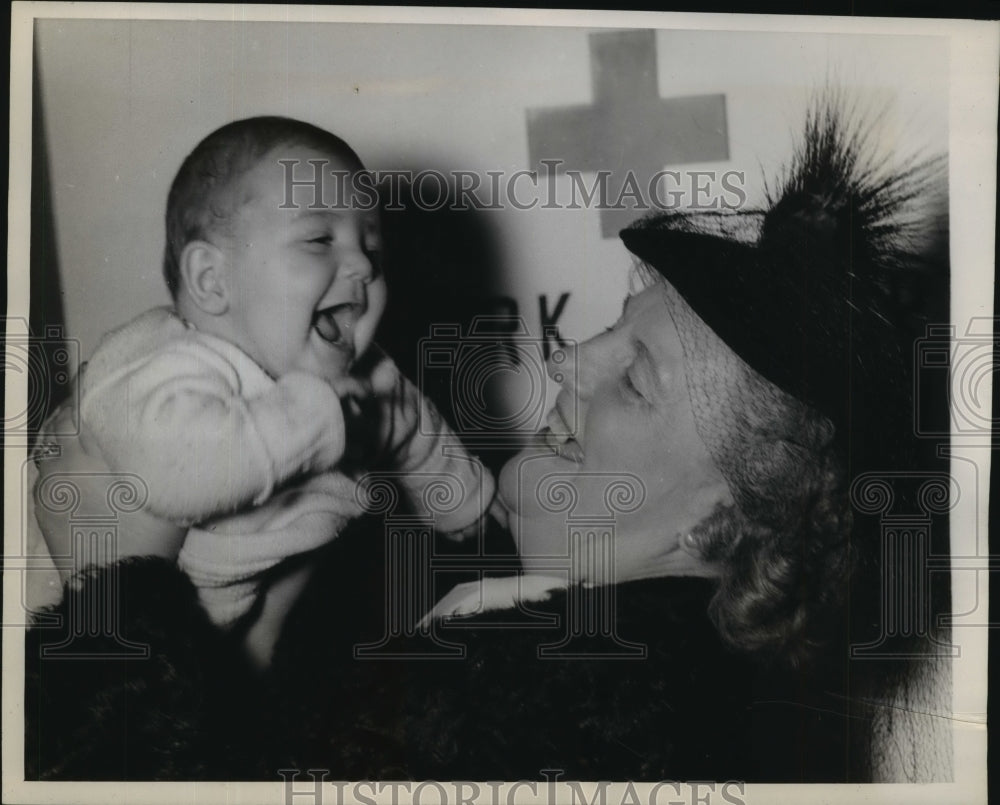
[307,235,333,245]
[363,222,382,253]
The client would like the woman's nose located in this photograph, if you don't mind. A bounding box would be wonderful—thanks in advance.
[554,331,619,398]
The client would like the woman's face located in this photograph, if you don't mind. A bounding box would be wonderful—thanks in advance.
[498,282,732,584]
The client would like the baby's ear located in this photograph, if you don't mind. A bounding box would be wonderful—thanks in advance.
[179,241,229,315]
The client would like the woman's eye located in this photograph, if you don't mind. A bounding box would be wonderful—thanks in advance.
[306,235,333,246]
[621,371,646,402]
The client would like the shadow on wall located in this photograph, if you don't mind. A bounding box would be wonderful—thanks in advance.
[22,30,71,450]
[377,177,522,476]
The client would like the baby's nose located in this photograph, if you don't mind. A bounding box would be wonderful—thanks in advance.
[337,243,375,282]
[339,246,374,282]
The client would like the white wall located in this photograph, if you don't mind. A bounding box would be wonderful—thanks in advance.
[35,19,948,368]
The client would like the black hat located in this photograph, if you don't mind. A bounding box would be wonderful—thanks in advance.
[620,102,948,474]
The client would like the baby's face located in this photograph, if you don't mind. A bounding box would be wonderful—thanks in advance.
[219,144,386,385]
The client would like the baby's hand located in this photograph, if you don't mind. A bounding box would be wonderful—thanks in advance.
[328,375,373,418]
[294,372,373,473]
[326,373,384,469]
[335,347,417,470]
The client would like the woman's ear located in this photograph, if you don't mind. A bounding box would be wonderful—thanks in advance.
[179,241,229,316]
[676,474,735,558]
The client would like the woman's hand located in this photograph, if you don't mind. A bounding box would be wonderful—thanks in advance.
[418,574,567,627]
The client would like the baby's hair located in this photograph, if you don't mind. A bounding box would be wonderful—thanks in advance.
[163,116,363,299]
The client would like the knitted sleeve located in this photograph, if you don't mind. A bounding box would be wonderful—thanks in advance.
[79,339,346,524]
[364,349,495,533]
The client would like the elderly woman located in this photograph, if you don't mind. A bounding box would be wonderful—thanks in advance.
[419,100,945,673]
[260,103,948,782]
[26,103,948,781]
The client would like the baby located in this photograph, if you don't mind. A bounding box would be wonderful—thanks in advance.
[56,116,494,666]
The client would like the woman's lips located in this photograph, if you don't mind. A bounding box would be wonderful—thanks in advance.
[541,404,584,463]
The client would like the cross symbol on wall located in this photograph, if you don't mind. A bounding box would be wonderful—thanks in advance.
[526,29,729,238]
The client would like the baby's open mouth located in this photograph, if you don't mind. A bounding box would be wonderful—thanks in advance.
[313,303,361,348]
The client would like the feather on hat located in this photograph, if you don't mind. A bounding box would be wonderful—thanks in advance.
[620,98,948,474]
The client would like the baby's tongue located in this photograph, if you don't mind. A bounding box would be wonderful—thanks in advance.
[313,310,341,343]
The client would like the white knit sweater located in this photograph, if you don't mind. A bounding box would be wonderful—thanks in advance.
[77,307,494,626]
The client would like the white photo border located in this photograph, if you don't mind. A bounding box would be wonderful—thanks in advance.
[5,4,997,804]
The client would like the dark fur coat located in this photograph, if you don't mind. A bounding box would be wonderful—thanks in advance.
[25,519,862,782]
